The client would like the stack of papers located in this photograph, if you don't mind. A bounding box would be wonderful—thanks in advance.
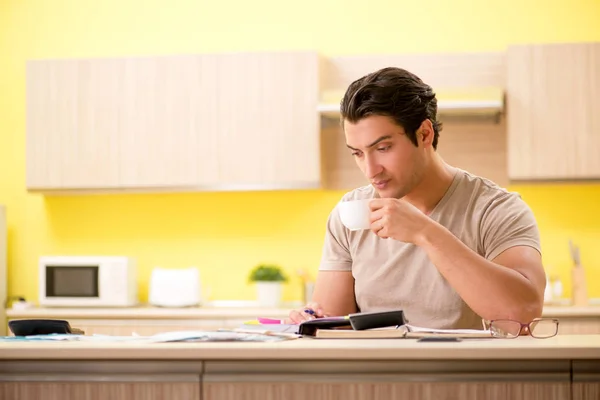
[404,324,491,336]
[0,330,298,343]
[145,330,297,342]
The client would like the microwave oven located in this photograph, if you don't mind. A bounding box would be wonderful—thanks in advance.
[39,256,138,307]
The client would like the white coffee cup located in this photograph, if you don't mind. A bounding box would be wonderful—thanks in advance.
[338,199,372,231]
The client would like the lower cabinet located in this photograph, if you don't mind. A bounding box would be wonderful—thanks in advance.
[3,379,594,400]
[202,360,573,400]
[0,361,202,400]
[4,359,600,400]
[203,380,569,400]
[573,383,600,400]
[573,361,600,400]
[0,382,199,400]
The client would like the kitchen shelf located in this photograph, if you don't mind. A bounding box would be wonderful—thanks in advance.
[318,99,504,116]
[318,88,505,121]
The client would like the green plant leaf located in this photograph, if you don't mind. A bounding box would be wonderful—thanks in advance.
[248,264,287,282]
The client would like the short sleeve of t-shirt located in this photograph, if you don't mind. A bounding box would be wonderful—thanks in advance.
[479,192,541,261]
[319,202,353,271]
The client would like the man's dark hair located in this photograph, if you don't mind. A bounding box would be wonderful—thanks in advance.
[340,67,442,150]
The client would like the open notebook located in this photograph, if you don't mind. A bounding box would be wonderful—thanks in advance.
[309,324,492,339]
[244,310,492,339]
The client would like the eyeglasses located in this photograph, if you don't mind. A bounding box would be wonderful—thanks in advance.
[481,318,559,339]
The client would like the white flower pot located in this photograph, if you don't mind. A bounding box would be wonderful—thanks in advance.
[255,281,283,307]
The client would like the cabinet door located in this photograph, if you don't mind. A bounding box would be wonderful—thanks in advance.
[26,56,217,191]
[0,360,201,400]
[204,360,571,400]
[203,377,569,400]
[215,52,320,188]
[119,55,219,188]
[26,59,121,190]
[573,361,600,400]
[507,42,600,180]
[0,381,199,400]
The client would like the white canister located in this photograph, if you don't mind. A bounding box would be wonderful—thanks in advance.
[149,267,202,307]
[255,282,283,307]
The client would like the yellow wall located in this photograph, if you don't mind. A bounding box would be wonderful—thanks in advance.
[1,0,600,303]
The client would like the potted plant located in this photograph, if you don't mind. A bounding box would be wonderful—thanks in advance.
[248,264,287,307]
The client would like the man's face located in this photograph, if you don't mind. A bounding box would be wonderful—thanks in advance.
[344,115,426,199]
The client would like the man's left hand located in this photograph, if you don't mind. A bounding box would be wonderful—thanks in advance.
[368,198,433,243]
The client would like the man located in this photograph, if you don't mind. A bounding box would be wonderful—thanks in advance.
[287,67,546,329]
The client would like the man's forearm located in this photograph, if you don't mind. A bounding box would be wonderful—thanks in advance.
[416,221,543,322]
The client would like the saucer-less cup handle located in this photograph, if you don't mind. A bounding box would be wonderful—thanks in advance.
[338,199,372,231]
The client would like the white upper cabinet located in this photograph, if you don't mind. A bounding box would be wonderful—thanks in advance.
[214,52,320,189]
[118,55,217,189]
[26,52,321,193]
[26,59,121,190]
[507,42,600,180]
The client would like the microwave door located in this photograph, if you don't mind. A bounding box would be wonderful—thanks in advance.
[46,266,99,298]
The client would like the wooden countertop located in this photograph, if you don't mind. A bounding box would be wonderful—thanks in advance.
[1,335,600,360]
[6,305,600,319]
[6,306,290,320]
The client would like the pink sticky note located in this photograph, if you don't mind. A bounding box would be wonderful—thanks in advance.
[257,317,284,324]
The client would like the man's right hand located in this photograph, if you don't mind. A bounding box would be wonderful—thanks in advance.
[285,302,328,324]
